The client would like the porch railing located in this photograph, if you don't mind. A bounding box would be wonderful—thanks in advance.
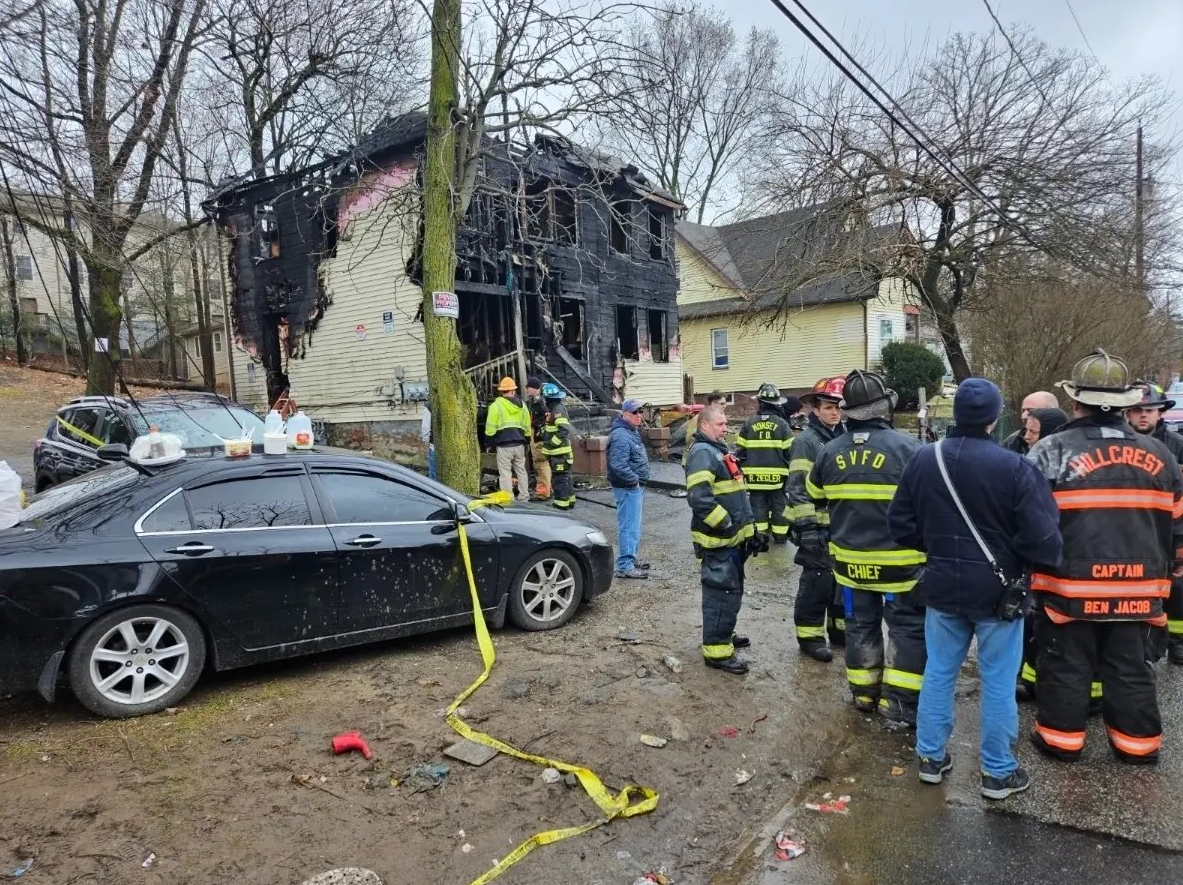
[464,350,521,401]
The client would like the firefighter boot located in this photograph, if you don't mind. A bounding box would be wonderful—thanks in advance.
[800,642,833,663]
[1169,637,1183,665]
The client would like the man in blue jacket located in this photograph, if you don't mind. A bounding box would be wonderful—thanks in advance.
[608,399,651,579]
[888,378,1062,801]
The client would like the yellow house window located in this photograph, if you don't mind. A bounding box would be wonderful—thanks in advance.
[711,328,728,369]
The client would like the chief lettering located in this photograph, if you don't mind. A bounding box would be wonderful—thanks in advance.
[846,563,881,581]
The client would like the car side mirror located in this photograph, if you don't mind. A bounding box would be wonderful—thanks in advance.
[97,443,129,461]
[454,502,474,524]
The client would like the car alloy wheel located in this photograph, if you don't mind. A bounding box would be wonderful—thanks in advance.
[508,549,584,631]
[68,604,206,718]
[89,615,190,706]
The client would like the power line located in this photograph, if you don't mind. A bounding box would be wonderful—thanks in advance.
[1064,0,1098,60]
[981,0,1057,113]
[766,0,1061,261]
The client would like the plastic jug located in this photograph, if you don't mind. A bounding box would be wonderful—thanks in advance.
[264,409,285,436]
[288,410,314,449]
[0,460,22,529]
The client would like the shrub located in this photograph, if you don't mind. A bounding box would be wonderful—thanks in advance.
[880,341,946,410]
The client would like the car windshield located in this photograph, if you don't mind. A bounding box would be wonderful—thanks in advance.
[1168,383,1183,397]
[20,466,139,524]
[133,403,264,448]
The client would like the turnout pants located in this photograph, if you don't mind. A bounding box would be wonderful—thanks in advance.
[795,567,845,647]
[749,488,789,539]
[550,457,574,510]
[530,440,552,496]
[1021,610,1104,703]
[1033,613,1162,762]
[844,587,926,722]
[1168,578,1183,652]
[701,548,747,661]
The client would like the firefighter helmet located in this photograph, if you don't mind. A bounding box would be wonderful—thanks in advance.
[1057,349,1141,409]
[497,376,518,393]
[840,370,897,420]
[541,382,566,400]
[801,375,846,406]
[1129,380,1174,411]
[756,382,787,405]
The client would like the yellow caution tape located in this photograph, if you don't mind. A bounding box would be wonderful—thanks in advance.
[56,414,105,448]
[449,490,659,885]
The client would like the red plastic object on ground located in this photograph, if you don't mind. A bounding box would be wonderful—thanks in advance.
[331,730,373,760]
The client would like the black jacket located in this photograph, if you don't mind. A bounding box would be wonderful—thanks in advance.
[685,432,755,556]
[736,404,794,491]
[1027,412,1183,624]
[1151,421,1183,465]
[888,428,1063,619]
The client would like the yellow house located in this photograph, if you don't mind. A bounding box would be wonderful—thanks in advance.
[677,210,910,406]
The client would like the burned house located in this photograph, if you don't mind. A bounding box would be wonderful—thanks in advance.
[206,113,684,449]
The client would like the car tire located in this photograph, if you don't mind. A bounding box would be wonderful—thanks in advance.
[507,549,584,631]
[67,604,207,719]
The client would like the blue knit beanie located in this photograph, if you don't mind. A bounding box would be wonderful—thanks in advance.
[953,378,1004,427]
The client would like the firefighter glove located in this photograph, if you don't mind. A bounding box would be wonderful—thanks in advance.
[796,522,823,556]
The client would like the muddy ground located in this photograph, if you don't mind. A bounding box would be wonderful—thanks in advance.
[0,366,868,885]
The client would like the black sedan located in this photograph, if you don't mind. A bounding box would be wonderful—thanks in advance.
[0,450,614,718]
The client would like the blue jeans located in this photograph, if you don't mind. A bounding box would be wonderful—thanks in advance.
[917,607,1024,778]
[427,445,437,480]
[611,485,644,572]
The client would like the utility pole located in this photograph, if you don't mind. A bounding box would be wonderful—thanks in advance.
[1135,125,1145,290]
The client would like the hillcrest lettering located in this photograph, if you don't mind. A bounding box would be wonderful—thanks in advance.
[1068,445,1165,479]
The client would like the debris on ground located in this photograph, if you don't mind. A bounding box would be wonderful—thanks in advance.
[331,731,373,760]
[366,771,398,791]
[461,843,473,854]
[443,739,499,767]
[669,489,688,498]
[773,831,805,861]
[734,769,753,785]
[401,763,450,792]
[540,767,563,784]
[299,869,383,885]
[662,655,683,673]
[563,773,579,788]
[616,850,632,861]
[141,852,157,869]
[633,871,672,885]
[717,726,740,739]
[435,705,469,718]
[640,734,668,748]
[666,716,690,742]
[804,794,851,814]
[617,629,639,642]
[11,859,33,878]
[749,713,768,733]
[890,765,906,777]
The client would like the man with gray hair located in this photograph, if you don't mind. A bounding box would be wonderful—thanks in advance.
[1003,391,1060,454]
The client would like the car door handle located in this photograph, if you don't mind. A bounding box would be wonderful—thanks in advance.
[345,534,382,548]
[164,542,215,556]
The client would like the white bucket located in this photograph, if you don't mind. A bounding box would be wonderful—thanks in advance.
[263,433,288,455]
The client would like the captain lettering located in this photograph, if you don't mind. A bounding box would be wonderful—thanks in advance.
[1091,563,1146,578]
[835,450,887,470]
[846,563,881,581]
[1068,445,1165,479]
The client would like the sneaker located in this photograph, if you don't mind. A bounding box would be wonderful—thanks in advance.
[918,753,953,784]
[614,568,649,579]
[981,767,1030,800]
[636,562,652,570]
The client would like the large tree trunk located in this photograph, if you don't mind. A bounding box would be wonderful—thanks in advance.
[188,233,215,389]
[63,210,88,371]
[421,0,480,495]
[84,250,123,395]
[933,309,972,382]
[1,217,27,365]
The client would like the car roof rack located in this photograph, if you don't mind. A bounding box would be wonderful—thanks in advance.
[66,395,132,408]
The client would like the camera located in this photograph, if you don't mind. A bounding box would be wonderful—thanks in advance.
[995,572,1030,621]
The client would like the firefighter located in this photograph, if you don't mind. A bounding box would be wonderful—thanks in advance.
[686,403,766,675]
[1127,381,1183,665]
[807,370,926,725]
[525,377,551,500]
[540,383,575,510]
[1028,351,1183,765]
[736,383,795,544]
[786,375,848,662]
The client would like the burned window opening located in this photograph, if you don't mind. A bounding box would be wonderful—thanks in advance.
[616,304,638,360]
[553,188,577,244]
[648,205,665,260]
[255,204,280,259]
[647,309,669,362]
[558,296,585,360]
[610,201,634,255]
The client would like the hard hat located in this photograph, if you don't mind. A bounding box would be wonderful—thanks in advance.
[756,382,786,405]
[801,376,846,406]
[497,376,518,393]
[541,382,566,400]
[1057,349,1141,409]
[839,370,897,420]
[1129,379,1174,411]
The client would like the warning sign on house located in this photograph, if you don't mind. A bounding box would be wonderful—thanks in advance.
[355,323,367,341]
[432,291,460,319]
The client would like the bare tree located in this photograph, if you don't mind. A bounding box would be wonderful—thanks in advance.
[0,0,207,394]
[596,0,780,223]
[200,0,424,177]
[0,215,26,363]
[749,29,1179,381]
[421,0,655,493]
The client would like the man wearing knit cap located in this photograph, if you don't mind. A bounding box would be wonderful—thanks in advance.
[890,378,1061,800]
[525,376,551,500]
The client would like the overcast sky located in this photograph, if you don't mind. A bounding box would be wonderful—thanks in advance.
[729,0,1183,178]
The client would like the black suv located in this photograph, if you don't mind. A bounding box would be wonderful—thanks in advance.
[33,392,266,491]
